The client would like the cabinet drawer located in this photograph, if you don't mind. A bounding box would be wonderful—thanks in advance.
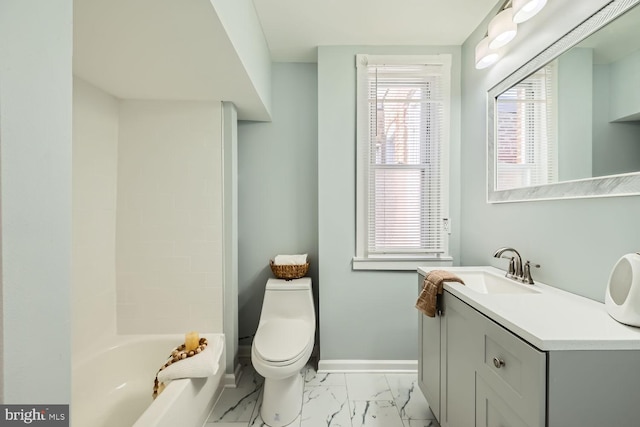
[477,316,546,427]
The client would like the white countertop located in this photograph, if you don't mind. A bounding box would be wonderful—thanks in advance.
[417,266,640,351]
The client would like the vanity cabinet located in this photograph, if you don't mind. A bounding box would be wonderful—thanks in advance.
[419,274,544,427]
[418,272,640,427]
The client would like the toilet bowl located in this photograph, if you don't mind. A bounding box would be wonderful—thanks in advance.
[605,253,640,327]
[251,278,315,427]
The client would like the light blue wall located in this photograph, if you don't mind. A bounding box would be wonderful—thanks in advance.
[0,0,72,402]
[461,0,640,302]
[554,47,640,179]
[609,49,640,121]
[317,46,462,360]
[237,63,318,345]
[557,48,593,181]
[593,64,640,177]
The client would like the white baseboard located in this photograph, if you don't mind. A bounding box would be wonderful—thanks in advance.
[318,359,418,373]
[224,362,243,388]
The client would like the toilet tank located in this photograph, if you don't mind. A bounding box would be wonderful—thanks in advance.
[259,278,315,323]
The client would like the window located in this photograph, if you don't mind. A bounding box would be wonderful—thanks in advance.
[495,63,557,191]
[354,54,452,270]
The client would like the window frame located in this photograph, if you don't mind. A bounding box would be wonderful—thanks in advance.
[353,54,453,271]
[494,63,558,192]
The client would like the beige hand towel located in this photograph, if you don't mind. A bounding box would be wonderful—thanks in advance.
[416,270,465,317]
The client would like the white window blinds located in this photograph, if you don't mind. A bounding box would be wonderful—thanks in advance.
[495,63,557,191]
[356,55,451,258]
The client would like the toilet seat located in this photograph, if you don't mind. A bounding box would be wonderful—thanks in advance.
[254,318,313,365]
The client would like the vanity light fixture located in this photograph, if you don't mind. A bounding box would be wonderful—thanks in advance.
[512,0,548,23]
[474,0,548,70]
[475,36,500,69]
[488,7,518,49]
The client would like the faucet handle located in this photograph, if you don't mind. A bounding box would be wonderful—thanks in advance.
[522,261,540,284]
[497,255,517,277]
[507,256,516,277]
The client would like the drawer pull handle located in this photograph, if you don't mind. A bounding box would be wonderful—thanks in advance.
[493,357,505,369]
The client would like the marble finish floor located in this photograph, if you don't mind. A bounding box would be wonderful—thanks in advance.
[205,360,439,427]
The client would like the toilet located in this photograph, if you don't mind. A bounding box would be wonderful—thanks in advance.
[251,278,315,427]
[605,253,640,327]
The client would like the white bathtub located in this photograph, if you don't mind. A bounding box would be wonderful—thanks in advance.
[72,334,225,427]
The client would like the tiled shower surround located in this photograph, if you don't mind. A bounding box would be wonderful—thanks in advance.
[115,100,224,334]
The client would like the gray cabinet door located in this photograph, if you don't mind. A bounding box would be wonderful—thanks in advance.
[476,376,530,427]
[418,274,441,420]
[440,293,482,427]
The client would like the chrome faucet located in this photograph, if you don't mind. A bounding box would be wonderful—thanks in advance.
[493,247,523,281]
[493,247,540,284]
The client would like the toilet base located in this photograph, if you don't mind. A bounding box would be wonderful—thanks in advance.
[260,372,303,427]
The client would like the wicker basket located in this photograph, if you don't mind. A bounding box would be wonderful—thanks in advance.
[269,260,309,280]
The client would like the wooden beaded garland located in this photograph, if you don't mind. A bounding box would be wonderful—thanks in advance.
[152,337,208,399]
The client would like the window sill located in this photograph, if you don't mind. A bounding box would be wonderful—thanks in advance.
[352,256,454,271]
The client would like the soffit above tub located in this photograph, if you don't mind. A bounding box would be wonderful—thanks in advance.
[252,0,499,62]
[74,0,271,121]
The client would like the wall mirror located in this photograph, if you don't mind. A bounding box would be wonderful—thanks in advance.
[488,0,640,203]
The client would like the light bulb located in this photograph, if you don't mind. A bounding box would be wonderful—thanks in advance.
[513,0,547,23]
[475,37,500,70]
[488,7,518,49]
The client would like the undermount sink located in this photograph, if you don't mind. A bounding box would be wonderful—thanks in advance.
[456,271,540,295]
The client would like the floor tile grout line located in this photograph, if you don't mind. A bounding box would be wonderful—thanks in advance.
[345,381,354,427]
[215,362,435,427]
[383,372,405,419]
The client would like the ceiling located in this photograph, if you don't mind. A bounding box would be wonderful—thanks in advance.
[73,0,499,120]
[252,0,499,62]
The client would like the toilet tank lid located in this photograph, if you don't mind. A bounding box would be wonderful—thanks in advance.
[266,277,312,290]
